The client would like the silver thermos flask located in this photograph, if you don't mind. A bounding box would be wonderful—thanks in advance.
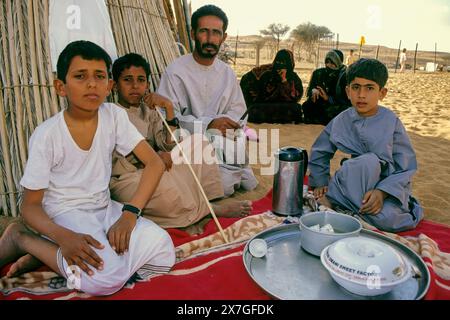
[272,146,308,216]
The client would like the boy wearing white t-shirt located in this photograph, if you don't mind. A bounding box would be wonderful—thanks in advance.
[0,41,175,296]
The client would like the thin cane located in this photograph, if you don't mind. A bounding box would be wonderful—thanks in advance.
[153,106,229,243]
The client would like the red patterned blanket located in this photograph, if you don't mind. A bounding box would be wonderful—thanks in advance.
[1,191,449,300]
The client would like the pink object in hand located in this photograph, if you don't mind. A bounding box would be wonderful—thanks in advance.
[244,126,259,142]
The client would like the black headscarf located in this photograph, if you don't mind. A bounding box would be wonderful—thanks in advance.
[273,49,295,73]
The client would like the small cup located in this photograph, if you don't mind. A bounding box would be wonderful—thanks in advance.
[249,239,268,258]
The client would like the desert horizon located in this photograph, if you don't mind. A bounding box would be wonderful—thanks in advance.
[221,35,450,73]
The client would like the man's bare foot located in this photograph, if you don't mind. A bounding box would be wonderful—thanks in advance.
[212,200,252,218]
[0,223,29,271]
[317,196,333,209]
[6,254,43,278]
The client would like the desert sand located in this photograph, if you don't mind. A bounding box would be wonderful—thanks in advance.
[222,69,450,226]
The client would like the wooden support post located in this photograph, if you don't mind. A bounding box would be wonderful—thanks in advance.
[316,35,320,68]
[395,40,402,73]
[434,43,437,72]
[182,0,193,52]
[234,32,239,66]
[414,43,418,73]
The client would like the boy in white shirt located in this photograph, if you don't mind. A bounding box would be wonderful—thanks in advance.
[0,40,175,296]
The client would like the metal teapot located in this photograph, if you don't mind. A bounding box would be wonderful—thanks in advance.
[272,146,308,216]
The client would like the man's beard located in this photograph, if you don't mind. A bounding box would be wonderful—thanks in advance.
[195,39,220,59]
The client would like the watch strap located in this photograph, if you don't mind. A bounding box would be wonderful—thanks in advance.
[122,204,142,217]
[166,117,179,128]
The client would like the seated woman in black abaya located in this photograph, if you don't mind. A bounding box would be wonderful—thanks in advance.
[240,49,303,124]
[302,49,352,125]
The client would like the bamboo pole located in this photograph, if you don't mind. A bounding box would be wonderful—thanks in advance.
[142,1,163,88]
[0,90,17,217]
[43,0,59,112]
[106,0,122,54]
[120,0,137,53]
[33,0,52,119]
[159,0,180,60]
[27,0,44,125]
[0,172,7,215]
[173,0,189,52]
[1,1,18,217]
[117,0,130,54]
[151,0,177,63]
[141,1,158,62]
[106,0,128,54]
[6,0,28,172]
[162,0,177,39]
[142,0,167,87]
[0,85,17,217]
[182,0,193,52]
[15,0,34,133]
[145,1,172,76]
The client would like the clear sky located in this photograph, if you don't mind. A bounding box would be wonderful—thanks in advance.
[189,0,450,52]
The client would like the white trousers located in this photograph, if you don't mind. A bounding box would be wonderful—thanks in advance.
[53,200,175,296]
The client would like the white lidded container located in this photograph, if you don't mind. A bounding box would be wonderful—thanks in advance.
[321,237,411,296]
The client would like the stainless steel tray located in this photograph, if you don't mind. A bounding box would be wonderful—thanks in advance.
[243,223,430,300]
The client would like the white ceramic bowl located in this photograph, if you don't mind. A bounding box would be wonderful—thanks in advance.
[320,237,411,296]
[299,211,362,256]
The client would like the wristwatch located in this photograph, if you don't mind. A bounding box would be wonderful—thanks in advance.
[122,204,142,218]
[166,117,180,128]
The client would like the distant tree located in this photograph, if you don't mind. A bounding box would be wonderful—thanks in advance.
[290,22,333,62]
[260,23,290,52]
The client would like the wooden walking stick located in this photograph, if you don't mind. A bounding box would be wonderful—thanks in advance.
[153,106,229,243]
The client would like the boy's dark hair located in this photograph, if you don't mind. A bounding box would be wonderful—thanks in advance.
[57,40,112,83]
[112,53,151,82]
[191,5,228,32]
[346,58,389,88]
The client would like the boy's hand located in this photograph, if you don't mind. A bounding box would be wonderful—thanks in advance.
[359,189,387,215]
[313,186,328,199]
[158,151,173,171]
[143,92,175,119]
[58,230,105,276]
[107,212,137,256]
